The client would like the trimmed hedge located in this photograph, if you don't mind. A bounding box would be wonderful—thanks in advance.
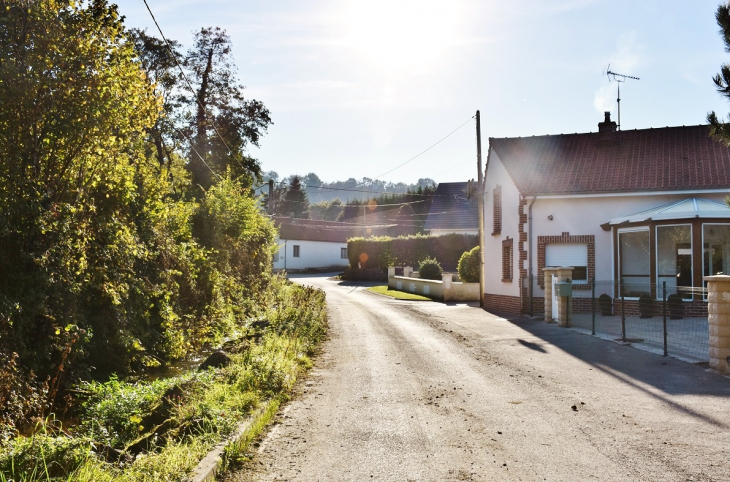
[347,233,479,272]
[457,246,480,283]
[419,257,443,280]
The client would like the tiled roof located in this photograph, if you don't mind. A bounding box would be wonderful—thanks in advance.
[489,125,730,195]
[424,182,478,232]
[274,217,394,243]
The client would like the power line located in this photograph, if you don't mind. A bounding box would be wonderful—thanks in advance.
[369,115,475,181]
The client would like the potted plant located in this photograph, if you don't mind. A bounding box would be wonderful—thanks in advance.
[638,293,653,318]
[598,294,613,316]
[667,293,684,319]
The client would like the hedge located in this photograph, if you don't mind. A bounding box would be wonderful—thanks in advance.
[347,233,479,272]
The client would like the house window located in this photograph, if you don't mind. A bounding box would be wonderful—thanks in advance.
[545,243,588,283]
[502,237,513,281]
[618,229,650,297]
[492,185,502,235]
[341,247,348,259]
[703,223,730,279]
[293,245,300,257]
[656,225,692,299]
[273,252,279,262]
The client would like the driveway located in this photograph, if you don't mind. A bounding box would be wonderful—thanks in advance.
[223,275,730,481]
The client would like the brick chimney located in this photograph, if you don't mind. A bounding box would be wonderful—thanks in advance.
[598,111,617,133]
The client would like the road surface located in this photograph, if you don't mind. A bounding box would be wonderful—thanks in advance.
[223,274,730,481]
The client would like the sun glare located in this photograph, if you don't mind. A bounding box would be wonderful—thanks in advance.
[339,0,464,75]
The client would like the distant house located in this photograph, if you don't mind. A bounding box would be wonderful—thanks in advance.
[482,112,730,315]
[272,217,393,271]
[424,182,479,235]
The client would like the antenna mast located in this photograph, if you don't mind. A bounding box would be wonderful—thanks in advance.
[606,64,639,131]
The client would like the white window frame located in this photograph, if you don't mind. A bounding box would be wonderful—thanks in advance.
[340,247,348,259]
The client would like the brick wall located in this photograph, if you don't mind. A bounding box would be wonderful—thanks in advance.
[485,293,522,315]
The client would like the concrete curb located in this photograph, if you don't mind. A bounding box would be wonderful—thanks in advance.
[185,407,262,482]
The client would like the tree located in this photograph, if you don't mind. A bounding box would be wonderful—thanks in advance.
[279,176,309,218]
[0,0,159,376]
[129,28,184,168]
[183,27,271,190]
[708,3,730,143]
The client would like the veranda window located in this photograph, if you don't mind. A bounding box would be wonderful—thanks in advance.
[619,229,650,297]
[656,225,692,299]
[703,224,730,278]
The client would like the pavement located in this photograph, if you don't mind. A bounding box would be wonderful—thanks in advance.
[222,274,730,481]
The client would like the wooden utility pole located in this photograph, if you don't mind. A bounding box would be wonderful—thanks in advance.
[476,110,485,307]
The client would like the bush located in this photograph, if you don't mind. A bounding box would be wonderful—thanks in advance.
[457,246,480,283]
[418,257,443,280]
[347,233,478,271]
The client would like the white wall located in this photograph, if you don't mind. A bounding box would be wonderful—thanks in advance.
[430,229,478,236]
[273,239,348,271]
[483,150,522,299]
[483,147,729,300]
[529,193,728,296]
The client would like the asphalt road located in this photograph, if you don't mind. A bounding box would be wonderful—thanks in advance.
[223,274,730,481]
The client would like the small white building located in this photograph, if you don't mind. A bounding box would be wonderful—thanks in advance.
[272,217,394,272]
[482,113,730,315]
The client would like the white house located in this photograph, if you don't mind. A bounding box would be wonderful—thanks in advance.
[482,112,730,315]
[272,217,393,272]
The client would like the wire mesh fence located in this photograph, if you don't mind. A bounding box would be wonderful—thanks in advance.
[522,277,709,363]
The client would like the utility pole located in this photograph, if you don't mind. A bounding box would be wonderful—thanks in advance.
[476,110,485,308]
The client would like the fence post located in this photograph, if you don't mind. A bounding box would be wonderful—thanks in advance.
[621,294,626,342]
[591,279,596,335]
[662,281,668,357]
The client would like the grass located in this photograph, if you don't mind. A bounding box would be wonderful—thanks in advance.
[367,285,432,301]
[0,282,328,482]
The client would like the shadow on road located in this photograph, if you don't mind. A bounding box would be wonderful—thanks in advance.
[498,313,730,428]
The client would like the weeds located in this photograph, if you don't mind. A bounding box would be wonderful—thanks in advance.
[0,280,327,481]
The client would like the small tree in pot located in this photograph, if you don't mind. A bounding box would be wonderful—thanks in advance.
[638,293,653,318]
[667,294,684,319]
[598,294,613,316]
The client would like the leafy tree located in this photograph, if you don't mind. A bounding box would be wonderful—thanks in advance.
[708,3,730,143]
[279,176,309,218]
[129,28,184,168]
[0,0,159,377]
[310,199,343,221]
[183,27,271,190]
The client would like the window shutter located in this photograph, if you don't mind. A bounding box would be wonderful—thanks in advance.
[545,244,587,267]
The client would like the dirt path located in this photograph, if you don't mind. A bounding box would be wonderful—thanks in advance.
[222,275,730,481]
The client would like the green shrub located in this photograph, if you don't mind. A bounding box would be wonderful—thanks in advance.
[347,234,477,271]
[418,257,443,280]
[457,246,480,283]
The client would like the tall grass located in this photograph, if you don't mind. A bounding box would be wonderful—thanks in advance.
[0,281,327,481]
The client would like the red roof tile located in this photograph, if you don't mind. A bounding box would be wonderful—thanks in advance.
[489,125,730,195]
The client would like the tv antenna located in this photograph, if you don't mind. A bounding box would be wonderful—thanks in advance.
[606,64,639,131]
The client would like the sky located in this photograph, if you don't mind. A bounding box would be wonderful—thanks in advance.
[114,0,730,186]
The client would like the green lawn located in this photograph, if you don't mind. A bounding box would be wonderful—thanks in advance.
[366,285,432,301]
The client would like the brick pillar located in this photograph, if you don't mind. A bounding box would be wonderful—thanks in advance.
[543,267,558,322]
[705,275,730,373]
[555,267,573,328]
[388,267,396,278]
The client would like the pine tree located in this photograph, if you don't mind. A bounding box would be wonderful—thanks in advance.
[708,3,730,143]
[279,176,309,218]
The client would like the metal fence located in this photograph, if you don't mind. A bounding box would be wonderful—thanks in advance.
[521,278,709,363]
